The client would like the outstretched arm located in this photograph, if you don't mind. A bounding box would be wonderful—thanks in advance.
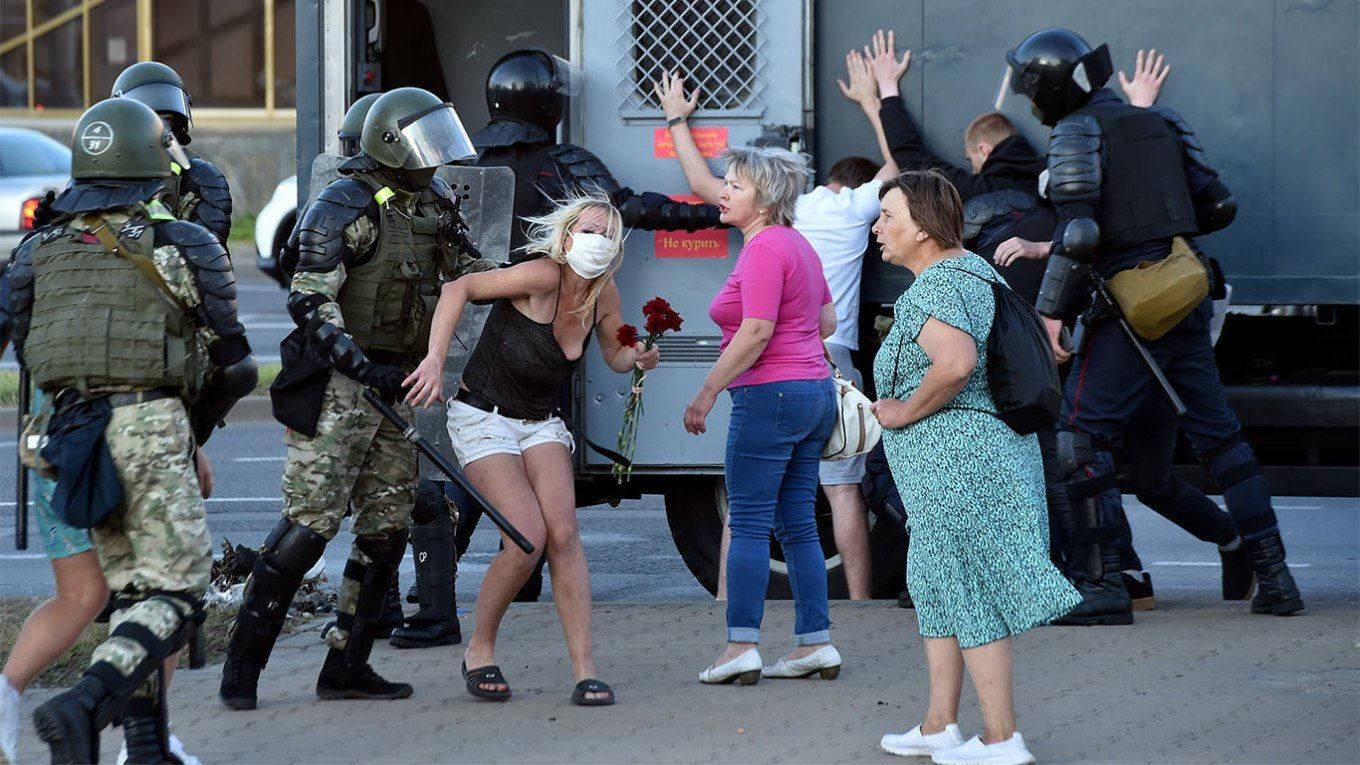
[837,50,898,180]
[654,72,723,205]
[403,258,559,406]
[1118,48,1171,108]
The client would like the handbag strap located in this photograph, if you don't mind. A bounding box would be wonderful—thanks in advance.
[80,214,191,314]
[822,343,845,381]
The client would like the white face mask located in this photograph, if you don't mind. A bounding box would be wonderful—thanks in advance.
[564,232,617,279]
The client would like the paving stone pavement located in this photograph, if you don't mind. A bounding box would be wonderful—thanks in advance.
[14,597,1359,764]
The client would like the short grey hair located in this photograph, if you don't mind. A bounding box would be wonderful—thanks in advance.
[721,145,810,227]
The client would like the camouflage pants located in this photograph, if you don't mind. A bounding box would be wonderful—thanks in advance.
[282,374,417,649]
[281,374,418,540]
[89,397,210,696]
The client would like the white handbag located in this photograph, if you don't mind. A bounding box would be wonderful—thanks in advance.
[821,349,882,461]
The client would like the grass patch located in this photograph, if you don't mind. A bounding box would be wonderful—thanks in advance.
[0,362,280,408]
[0,598,270,688]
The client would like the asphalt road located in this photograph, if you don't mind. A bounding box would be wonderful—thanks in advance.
[1,244,291,369]
[1,414,1357,608]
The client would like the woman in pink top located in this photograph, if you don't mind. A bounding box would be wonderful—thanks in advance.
[684,146,841,685]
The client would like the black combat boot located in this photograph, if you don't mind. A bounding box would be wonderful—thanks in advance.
[1245,532,1304,615]
[317,531,413,700]
[220,521,328,711]
[1218,539,1255,600]
[32,675,116,765]
[1055,545,1133,626]
[377,571,404,639]
[391,512,460,648]
[315,631,413,701]
[119,690,181,765]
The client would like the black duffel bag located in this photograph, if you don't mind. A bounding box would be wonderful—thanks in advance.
[943,266,1062,435]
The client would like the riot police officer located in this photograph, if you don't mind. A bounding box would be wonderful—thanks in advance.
[6,97,255,763]
[113,61,233,245]
[476,48,723,259]
[1004,28,1303,624]
[219,87,497,710]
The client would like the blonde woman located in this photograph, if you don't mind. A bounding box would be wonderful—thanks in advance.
[404,195,659,706]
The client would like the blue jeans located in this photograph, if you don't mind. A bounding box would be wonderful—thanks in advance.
[724,377,836,645]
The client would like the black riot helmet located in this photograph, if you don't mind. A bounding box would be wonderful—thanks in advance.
[338,92,382,157]
[1004,29,1113,126]
[485,49,578,132]
[112,61,194,144]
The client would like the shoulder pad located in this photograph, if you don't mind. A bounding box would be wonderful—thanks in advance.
[184,158,233,242]
[316,177,377,209]
[545,143,622,198]
[8,234,39,287]
[962,190,1037,242]
[1148,105,1213,171]
[158,222,244,339]
[471,119,552,150]
[155,218,222,251]
[296,181,373,272]
[1047,115,1102,204]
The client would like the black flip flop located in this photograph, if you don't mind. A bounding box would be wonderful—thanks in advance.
[462,661,511,702]
[571,678,615,707]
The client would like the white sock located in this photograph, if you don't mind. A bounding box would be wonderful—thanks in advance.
[0,676,20,703]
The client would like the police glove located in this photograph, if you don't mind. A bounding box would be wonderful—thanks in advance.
[356,362,408,405]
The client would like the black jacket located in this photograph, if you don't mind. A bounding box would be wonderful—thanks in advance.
[878,96,1046,202]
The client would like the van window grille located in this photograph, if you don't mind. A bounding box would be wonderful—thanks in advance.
[615,0,765,116]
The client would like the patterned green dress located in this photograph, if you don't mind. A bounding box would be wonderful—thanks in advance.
[873,253,1079,648]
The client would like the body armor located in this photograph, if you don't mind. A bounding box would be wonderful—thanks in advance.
[24,215,199,398]
[334,171,441,356]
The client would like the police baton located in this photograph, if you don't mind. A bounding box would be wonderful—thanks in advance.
[1092,280,1187,416]
[361,388,535,555]
[14,368,29,550]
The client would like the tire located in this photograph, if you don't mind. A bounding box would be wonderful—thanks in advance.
[664,477,907,600]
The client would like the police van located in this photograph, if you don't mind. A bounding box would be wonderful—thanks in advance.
[296,0,1359,597]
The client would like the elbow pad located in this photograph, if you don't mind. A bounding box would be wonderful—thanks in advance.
[1061,218,1101,262]
[309,317,368,377]
[192,354,259,445]
[1035,219,1100,320]
[286,291,329,327]
[1194,180,1237,234]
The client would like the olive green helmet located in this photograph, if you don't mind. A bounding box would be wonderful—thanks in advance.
[70,98,174,181]
[338,92,382,156]
[112,61,193,144]
[360,87,475,170]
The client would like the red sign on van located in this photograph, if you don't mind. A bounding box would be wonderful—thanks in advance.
[654,126,728,158]
[654,195,729,259]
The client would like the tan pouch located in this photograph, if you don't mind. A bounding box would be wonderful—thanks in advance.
[1106,236,1210,341]
[19,394,57,479]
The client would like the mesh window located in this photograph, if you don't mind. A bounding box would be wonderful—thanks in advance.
[616,0,764,115]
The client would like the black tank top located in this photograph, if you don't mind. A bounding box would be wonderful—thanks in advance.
[460,275,595,420]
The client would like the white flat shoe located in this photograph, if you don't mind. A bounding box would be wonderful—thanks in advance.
[932,733,1035,765]
[698,649,763,685]
[761,645,842,679]
[881,723,965,757]
[0,677,19,765]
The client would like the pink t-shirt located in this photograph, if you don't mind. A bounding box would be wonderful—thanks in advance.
[708,225,833,388]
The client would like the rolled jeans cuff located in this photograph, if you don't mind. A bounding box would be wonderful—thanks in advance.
[794,629,830,647]
[726,626,761,644]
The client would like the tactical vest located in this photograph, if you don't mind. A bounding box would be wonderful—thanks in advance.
[24,214,200,398]
[1075,103,1197,249]
[336,171,442,356]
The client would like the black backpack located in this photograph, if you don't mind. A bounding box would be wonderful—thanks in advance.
[942,266,1062,435]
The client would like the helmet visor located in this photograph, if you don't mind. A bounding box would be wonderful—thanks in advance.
[396,103,476,169]
[117,81,192,123]
[162,130,191,171]
[551,55,582,97]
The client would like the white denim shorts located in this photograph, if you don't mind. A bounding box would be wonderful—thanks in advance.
[446,399,575,468]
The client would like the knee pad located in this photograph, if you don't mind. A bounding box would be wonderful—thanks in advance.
[349,529,410,619]
[1206,438,1261,490]
[1205,438,1277,538]
[260,518,330,579]
[412,479,455,526]
[1056,431,1117,502]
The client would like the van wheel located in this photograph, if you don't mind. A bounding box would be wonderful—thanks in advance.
[664,477,907,600]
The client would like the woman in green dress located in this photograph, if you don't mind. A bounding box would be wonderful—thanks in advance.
[868,171,1079,765]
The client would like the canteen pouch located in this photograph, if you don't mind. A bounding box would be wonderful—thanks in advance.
[1106,237,1210,341]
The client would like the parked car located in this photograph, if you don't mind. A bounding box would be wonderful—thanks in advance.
[0,128,70,255]
[254,174,297,287]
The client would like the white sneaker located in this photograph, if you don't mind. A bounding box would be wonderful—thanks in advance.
[761,645,842,679]
[932,733,1035,765]
[698,649,763,685]
[0,677,20,765]
[880,723,965,757]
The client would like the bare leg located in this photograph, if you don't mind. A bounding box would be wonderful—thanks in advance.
[716,519,730,601]
[461,454,548,694]
[961,637,1017,744]
[1,551,108,692]
[521,443,608,702]
[824,483,872,600]
[921,637,965,734]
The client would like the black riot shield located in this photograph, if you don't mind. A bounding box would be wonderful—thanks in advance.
[304,156,515,478]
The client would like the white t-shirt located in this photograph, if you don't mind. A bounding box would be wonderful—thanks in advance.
[793,179,882,350]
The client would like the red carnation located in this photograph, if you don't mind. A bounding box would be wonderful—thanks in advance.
[642,296,672,317]
[616,323,639,348]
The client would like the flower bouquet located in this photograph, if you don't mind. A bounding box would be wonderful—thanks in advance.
[613,297,683,483]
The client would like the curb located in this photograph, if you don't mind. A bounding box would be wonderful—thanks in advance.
[0,395,277,433]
